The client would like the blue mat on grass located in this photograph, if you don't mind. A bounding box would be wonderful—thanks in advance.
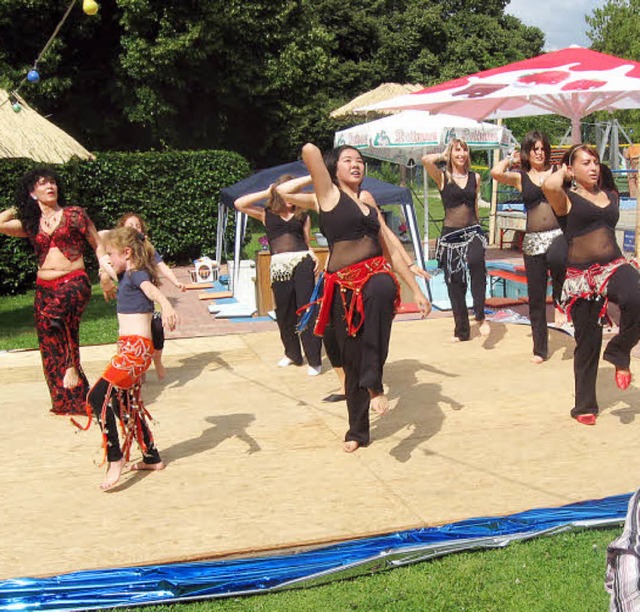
[0,493,629,610]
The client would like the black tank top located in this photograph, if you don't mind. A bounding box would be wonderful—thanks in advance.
[320,191,382,272]
[564,189,621,266]
[439,172,478,228]
[520,170,560,233]
[440,171,476,211]
[264,210,308,254]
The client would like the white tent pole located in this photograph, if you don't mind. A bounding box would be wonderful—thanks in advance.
[403,200,431,301]
[215,203,225,263]
[232,210,246,294]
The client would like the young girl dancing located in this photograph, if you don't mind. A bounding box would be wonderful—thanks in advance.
[117,212,185,380]
[82,226,178,490]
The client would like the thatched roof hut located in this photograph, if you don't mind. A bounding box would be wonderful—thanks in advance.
[0,89,94,163]
[330,83,424,118]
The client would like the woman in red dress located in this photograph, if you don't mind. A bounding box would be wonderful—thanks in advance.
[0,166,114,415]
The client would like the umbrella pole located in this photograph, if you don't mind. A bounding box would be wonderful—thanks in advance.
[571,116,582,145]
[423,166,430,259]
[489,149,500,246]
[632,150,640,260]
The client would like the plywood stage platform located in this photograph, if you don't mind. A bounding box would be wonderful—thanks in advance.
[2,317,639,581]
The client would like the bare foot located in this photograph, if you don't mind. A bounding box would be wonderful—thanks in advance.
[100,458,125,491]
[370,394,389,415]
[531,355,544,364]
[478,321,490,336]
[63,367,80,389]
[129,461,165,472]
[343,440,360,453]
[451,336,461,343]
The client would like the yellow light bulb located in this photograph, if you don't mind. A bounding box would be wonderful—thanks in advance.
[82,0,99,15]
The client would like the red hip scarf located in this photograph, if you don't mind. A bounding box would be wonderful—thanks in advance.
[314,256,400,337]
[103,335,154,389]
[561,257,637,324]
[73,336,156,464]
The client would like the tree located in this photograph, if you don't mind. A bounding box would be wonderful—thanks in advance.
[586,0,640,144]
[0,0,546,164]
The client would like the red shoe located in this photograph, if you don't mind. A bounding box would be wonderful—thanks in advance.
[615,369,632,391]
[575,414,597,426]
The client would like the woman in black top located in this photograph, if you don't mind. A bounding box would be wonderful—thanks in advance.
[422,138,488,342]
[491,131,568,363]
[235,174,322,375]
[542,144,640,425]
[300,144,430,452]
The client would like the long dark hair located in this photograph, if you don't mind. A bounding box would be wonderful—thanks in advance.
[323,145,364,191]
[15,166,66,237]
[117,212,149,235]
[520,131,551,172]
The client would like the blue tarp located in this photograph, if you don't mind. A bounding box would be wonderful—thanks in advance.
[219,160,413,210]
[0,493,629,610]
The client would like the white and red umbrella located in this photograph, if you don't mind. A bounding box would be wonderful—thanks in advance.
[362,47,640,143]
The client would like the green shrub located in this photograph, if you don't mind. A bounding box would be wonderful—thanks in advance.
[0,150,251,295]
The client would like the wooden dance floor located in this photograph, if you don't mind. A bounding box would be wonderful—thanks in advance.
[2,317,640,580]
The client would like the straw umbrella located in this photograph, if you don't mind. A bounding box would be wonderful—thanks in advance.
[0,89,94,163]
[330,83,424,118]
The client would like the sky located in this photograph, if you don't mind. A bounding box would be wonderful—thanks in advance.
[505,0,601,50]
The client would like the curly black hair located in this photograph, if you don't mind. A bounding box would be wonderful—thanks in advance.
[15,166,66,237]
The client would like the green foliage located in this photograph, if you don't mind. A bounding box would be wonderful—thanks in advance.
[0,0,545,166]
[586,0,640,142]
[0,150,251,295]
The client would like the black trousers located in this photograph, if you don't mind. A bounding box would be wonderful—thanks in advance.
[571,264,640,417]
[331,273,397,446]
[523,234,567,359]
[87,378,162,464]
[272,256,322,367]
[441,229,486,341]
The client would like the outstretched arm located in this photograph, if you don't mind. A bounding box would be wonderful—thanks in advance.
[234,188,269,224]
[87,222,117,300]
[0,207,27,238]
[541,164,571,217]
[157,260,186,291]
[140,281,179,330]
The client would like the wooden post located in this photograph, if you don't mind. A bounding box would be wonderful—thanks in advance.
[488,118,503,246]
[631,147,640,259]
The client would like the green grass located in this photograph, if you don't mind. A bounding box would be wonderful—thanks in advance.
[128,526,619,611]
[0,282,118,351]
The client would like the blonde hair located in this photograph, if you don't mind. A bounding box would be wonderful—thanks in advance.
[445,138,471,175]
[266,174,305,219]
[104,226,159,285]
